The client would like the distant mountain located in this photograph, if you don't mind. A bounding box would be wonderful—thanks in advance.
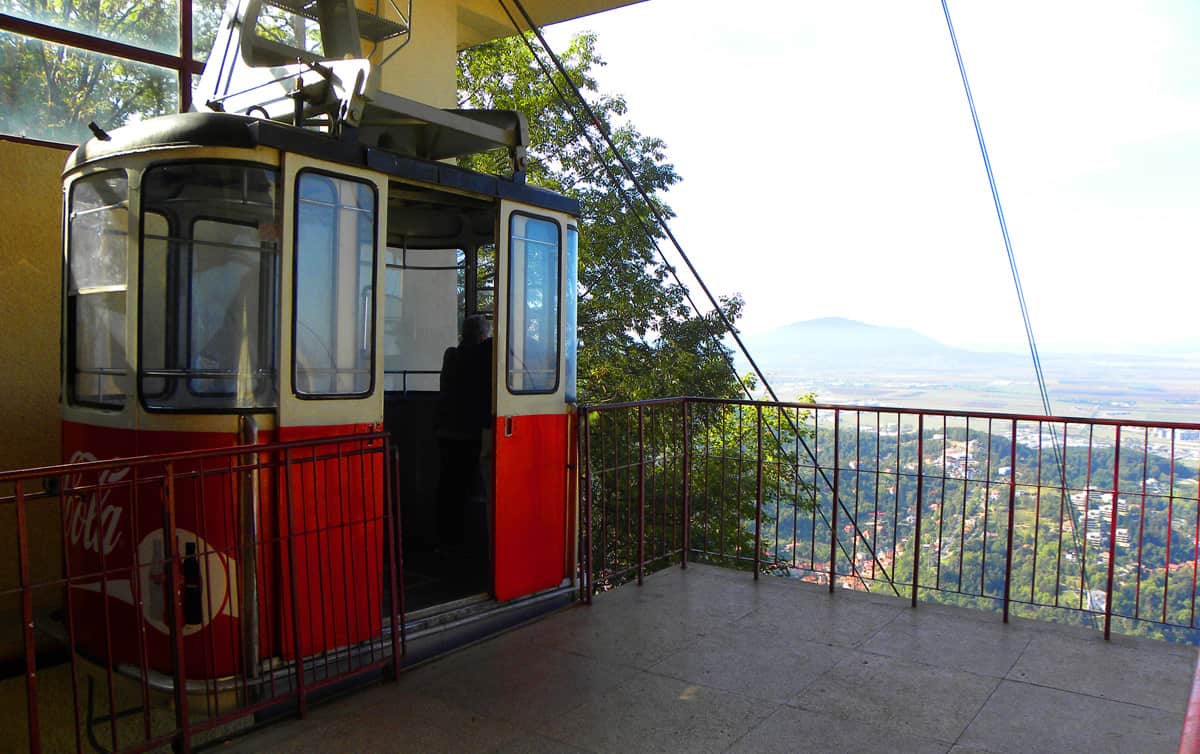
[737,317,1015,377]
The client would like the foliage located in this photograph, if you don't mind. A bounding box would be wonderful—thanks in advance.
[458,33,746,404]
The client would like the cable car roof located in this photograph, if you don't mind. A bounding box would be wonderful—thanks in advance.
[65,111,579,217]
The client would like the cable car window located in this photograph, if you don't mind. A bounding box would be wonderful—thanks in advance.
[382,246,460,393]
[293,172,376,397]
[140,163,279,411]
[564,226,579,403]
[68,171,129,408]
[506,214,560,394]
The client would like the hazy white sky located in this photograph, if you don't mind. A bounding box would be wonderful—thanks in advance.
[549,1,1200,353]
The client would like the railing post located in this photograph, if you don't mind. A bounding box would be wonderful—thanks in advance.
[1104,426,1122,639]
[162,463,192,753]
[681,399,690,570]
[15,482,40,754]
[1003,419,1018,623]
[384,440,402,679]
[583,408,594,604]
[829,409,840,593]
[912,415,925,608]
[754,403,764,580]
[637,404,645,586]
[282,449,308,716]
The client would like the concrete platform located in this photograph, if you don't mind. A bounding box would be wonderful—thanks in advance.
[223,564,1197,753]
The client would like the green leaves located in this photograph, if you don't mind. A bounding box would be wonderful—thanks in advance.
[458,32,745,404]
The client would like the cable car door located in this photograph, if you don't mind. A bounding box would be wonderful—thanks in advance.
[276,155,387,656]
[493,202,575,601]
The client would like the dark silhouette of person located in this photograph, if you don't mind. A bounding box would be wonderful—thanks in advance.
[434,315,492,551]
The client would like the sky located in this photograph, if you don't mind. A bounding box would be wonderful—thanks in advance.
[547,0,1200,354]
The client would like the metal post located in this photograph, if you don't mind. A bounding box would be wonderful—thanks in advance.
[912,415,925,608]
[1104,426,1122,639]
[829,409,840,593]
[637,404,646,586]
[754,404,764,580]
[282,450,308,716]
[162,464,192,753]
[15,483,40,754]
[1003,419,1018,623]
[384,440,402,679]
[392,448,408,656]
[237,416,260,697]
[582,408,594,604]
[681,399,690,570]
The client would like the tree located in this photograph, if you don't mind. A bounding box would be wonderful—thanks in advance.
[457,32,746,404]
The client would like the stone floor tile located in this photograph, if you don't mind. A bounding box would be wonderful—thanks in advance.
[540,672,774,754]
[958,679,1184,754]
[860,607,1033,677]
[791,651,1000,744]
[727,704,952,754]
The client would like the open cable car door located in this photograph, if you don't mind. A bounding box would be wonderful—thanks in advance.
[493,202,577,601]
[276,154,388,656]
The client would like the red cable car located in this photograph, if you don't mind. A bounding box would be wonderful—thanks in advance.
[60,0,580,683]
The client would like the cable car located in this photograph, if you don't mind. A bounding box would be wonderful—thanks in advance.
[60,0,580,683]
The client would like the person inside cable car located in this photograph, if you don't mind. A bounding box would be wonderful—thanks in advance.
[434,315,493,563]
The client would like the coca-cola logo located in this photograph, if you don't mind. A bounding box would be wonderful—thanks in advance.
[64,450,127,557]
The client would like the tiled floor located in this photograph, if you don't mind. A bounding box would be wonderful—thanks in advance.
[226,564,1197,753]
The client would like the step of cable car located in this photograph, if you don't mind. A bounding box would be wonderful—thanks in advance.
[262,0,409,42]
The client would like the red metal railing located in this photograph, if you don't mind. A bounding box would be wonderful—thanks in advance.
[0,432,405,753]
[581,397,1200,643]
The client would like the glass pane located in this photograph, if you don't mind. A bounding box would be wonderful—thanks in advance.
[68,171,128,408]
[506,214,560,394]
[253,2,324,55]
[381,247,459,393]
[294,172,375,397]
[0,0,180,54]
[0,31,178,144]
[140,163,280,411]
[564,226,578,403]
[191,0,227,62]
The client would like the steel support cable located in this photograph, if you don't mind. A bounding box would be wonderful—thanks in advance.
[500,0,900,595]
[941,0,1094,623]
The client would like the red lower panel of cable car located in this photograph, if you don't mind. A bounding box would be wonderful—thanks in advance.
[61,420,383,678]
[493,413,570,602]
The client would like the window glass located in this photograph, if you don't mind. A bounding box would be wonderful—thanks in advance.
[1,0,180,54]
[506,214,560,394]
[564,226,579,403]
[191,0,228,62]
[68,171,129,407]
[0,31,177,144]
[382,246,459,393]
[140,163,280,411]
[294,172,375,397]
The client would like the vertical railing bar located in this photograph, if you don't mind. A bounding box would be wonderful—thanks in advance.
[1164,430,1176,625]
[1080,425,1096,612]
[15,482,41,754]
[911,416,925,607]
[1133,428,1149,621]
[282,449,308,717]
[336,442,359,668]
[597,411,606,586]
[890,414,901,583]
[754,404,764,580]
[810,408,819,573]
[829,409,840,592]
[1105,427,1122,640]
[583,409,594,602]
[1004,419,1018,623]
[57,473,85,754]
[128,465,155,742]
[384,440,402,679]
[192,465,220,718]
[1054,422,1068,609]
[791,406,800,570]
[163,463,192,753]
[1191,444,1200,629]
[681,399,690,569]
[306,446,331,682]
[872,413,881,581]
[637,404,645,585]
[981,419,994,598]
[936,414,947,590]
[958,417,969,592]
[851,411,862,577]
[392,447,408,656]
[1030,421,1044,606]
